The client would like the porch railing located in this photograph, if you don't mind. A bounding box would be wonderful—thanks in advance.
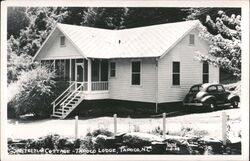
[69,81,109,91]
[75,81,88,91]
[91,81,109,91]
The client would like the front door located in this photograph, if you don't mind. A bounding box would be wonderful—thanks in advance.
[75,63,84,89]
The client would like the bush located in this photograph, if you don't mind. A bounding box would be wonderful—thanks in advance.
[122,132,162,147]
[8,66,56,118]
[86,128,113,137]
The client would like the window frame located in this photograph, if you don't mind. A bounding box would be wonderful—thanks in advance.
[203,62,209,83]
[60,36,66,47]
[110,62,116,77]
[189,34,195,45]
[172,61,180,86]
[131,61,142,86]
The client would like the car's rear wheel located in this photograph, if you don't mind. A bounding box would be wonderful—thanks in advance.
[231,100,239,108]
[207,101,216,111]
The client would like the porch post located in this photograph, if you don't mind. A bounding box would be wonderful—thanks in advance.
[69,59,72,82]
[87,59,92,92]
[155,58,159,113]
[99,60,101,82]
[83,58,85,84]
[63,60,66,80]
[53,60,55,71]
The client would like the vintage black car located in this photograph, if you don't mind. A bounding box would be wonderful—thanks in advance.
[183,83,240,111]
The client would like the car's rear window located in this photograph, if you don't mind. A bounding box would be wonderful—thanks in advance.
[217,85,225,92]
[190,85,202,92]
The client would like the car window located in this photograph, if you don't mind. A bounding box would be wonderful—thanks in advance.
[217,85,225,92]
[207,86,217,93]
[190,86,200,92]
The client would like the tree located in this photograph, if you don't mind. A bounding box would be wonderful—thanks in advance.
[124,8,189,28]
[82,7,128,29]
[185,8,241,78]
[198,11,241,78]
[7,7,30,38]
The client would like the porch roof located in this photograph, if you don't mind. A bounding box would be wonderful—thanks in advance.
[34,20,201,60]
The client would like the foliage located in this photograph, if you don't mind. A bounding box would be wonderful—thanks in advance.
[186,9,241,78]
[124,8,189,28]
[86,128,113,137]
[82,7,128,29]
[8,65,56,118]
[8,7,67,58]
[7,52,34,83]
[7,7,30,38]
[122,133,159,147]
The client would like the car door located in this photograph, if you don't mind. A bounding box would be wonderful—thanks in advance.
[207,85,220,104]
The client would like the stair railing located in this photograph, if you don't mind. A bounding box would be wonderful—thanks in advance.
[62,91,82,116]
[51,81,76,115]
[60,83,83,108]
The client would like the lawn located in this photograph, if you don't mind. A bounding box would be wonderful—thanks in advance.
[7,108,241,141]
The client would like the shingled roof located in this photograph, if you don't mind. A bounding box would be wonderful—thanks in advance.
[34,20,201,59]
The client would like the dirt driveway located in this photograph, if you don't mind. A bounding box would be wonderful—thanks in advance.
[7,108,241,140]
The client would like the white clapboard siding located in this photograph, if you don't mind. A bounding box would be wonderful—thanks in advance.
[158,28,219,103]
[109,58,157,103]
[35,28,84,60]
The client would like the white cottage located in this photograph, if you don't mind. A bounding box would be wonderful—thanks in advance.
[33,20,219,119]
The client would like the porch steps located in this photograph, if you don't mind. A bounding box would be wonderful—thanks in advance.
[51,82,85,119]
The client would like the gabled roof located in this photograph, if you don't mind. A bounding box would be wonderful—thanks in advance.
[34,20,201,60]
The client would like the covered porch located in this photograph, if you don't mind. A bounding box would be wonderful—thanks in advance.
[41,58,110,99]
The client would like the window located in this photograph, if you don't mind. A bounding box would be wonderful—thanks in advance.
[189,34,195,45]
[207,86,217,93]
[190,85,202,93]
[172,62,180,85]
[60,36,66,46]
[131,61,141,85]
[110,62,116,77]
[217,85,225,92]
[203,62,209,83]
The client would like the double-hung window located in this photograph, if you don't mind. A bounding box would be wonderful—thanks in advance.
[110,62,116,77]
[131,61,141,85]
[172,62,180,86]
[203,62,209,83]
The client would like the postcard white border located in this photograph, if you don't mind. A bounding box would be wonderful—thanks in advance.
[1,0,249,161]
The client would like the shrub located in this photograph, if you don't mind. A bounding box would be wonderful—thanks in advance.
[122,132,162,147]
[86,128,113,137]
[93,135,108,149]
[8,66,56,118]
[26,134,60,149]
[81,136,95,150]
